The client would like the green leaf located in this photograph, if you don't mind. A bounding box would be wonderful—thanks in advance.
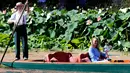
[118,27,124,32]
[92,22,100,28]
[128,22,130,27]
[33,23,38,26]
[37,17,44,24]
[122,42,130,48]
[103,29,109,37]
[71,39,80,44]
[40,28,45,35]
[64,32,72,42]
[67,22,78,33]
[93,29,102,36]
[61,9,67,15]
[107,22,114,28]
[66,10,78,17]
[49,30,55,38]
[112,33,119,42]
[34,11,40,17]
[57,19,64,26]
[119,12,130,20]
[121,21,128,27]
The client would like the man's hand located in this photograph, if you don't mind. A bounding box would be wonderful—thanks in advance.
[25,0,30,13]
[25,0,28,5]
[8,20,16,24]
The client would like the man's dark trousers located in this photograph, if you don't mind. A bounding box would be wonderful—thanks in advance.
[14,24,28,59]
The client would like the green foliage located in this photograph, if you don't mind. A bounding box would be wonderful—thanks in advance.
[0,33,9,47]
[0,6,130,51]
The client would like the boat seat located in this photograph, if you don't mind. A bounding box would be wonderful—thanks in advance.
[77,52,91,62]
[44,51,73,62]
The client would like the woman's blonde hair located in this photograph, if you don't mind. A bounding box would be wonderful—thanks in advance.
[91,37,100,52]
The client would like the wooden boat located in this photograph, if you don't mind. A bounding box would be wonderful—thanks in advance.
[1,51,130,72]
[2,61,130,73]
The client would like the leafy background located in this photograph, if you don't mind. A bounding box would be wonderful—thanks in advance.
[0,5,130,52]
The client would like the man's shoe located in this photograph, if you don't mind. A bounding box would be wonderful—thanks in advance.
[15,58,20,60]
[24,57,28,60]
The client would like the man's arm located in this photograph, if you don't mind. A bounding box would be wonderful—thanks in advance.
[7,13,16,24]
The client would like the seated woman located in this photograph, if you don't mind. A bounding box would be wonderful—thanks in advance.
[88,37,109,62]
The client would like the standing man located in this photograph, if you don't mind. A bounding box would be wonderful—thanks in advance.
[8,2,29,60]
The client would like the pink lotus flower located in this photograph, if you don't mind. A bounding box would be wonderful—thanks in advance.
[97,16,101,21]
[86,20,92,25]
[2,10,6,14]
